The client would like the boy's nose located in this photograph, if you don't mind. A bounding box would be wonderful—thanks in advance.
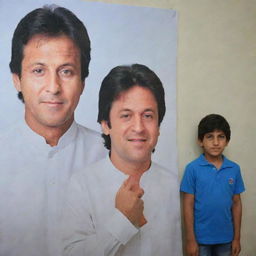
[213,137,219,145]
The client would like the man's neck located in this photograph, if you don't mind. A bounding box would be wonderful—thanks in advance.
[25,115,74,147]
[110,155,151,176]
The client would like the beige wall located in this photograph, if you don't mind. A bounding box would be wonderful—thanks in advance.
[84,1,256,255]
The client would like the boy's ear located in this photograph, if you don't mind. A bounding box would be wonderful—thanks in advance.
[197,139,203,147]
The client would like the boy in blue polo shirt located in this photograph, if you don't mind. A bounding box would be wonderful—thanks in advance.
[180,114,245,256]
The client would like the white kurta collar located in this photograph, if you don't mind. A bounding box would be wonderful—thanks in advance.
[18,119,78,157]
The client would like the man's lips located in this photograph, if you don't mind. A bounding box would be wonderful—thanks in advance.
[41,101,64,105]
[128,138,147,142]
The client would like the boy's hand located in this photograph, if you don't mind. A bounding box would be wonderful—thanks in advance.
[186,240,199,256]
[232,239,241,256]
[115,174,147,227]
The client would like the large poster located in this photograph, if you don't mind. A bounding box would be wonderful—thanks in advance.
[0,0,181,253]
[0,0,177,171]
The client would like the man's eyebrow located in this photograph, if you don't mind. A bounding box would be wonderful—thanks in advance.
[57,63,81,72]
[27,62,78,68]
[143,108,157,113]
[59,63,78,68]
[27,62,45,67]
[118,108,156,113]
[119,108,132,112]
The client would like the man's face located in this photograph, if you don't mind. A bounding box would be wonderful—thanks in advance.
[13,34,84,130]
[199,130,228,159]
[101,86,160,170]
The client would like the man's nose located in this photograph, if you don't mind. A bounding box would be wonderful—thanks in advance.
[132,116,145,133]
[45,72,61,94]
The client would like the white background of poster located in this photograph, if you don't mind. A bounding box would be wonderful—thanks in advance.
[0,0,177,172]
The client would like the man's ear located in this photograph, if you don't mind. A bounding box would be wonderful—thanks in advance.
[80,81,85,95]
[101,120,110,135]
[12,74,21,92]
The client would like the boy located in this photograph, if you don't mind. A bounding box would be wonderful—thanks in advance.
[180,114,245,256]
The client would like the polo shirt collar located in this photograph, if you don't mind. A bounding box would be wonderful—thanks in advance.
[198,153,233,169]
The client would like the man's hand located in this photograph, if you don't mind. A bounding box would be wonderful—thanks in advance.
[127,174,147,226]
[115,174,147,227]
[186,240,199,256]
[232,239,241,256]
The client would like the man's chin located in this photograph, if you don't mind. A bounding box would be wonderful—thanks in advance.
[127,153,151,165]
[37,116,74,129]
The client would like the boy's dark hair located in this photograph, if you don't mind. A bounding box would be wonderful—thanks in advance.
[98,64,166,150]
[9,5,91,102]
[198,114,231,141]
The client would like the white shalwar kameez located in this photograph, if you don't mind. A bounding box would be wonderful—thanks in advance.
[0,120,107,256]
[63,156,182,256]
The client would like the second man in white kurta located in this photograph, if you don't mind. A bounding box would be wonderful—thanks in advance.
[62,64,182,255]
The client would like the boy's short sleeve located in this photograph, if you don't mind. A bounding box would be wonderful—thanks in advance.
[180,164,196,194]
[234,167,245,194]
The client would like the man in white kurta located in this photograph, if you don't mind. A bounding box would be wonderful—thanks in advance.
[0,120,106,256]
[63,157,181,255]
[0,5,106,256]
[62,64,182,255]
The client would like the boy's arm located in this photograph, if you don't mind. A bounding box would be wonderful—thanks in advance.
[231,194,242,256]
[183,192,199,256]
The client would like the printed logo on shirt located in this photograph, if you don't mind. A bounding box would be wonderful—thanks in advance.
[228,178,234,185]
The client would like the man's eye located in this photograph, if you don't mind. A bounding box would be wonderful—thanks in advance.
[33,68,44,74]
[60,69,73,76]
[144,114,153,119]
[120,114,130,119]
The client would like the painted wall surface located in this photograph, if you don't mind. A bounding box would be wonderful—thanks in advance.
[81,0,255,255]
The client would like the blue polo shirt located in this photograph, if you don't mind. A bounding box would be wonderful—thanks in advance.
[180,154,245,244]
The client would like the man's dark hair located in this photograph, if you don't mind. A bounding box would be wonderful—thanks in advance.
[98,64,166,150]
[9,5,91,102]
[198,114,231,142]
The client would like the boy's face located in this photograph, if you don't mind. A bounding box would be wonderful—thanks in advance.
[199,130,229,159]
